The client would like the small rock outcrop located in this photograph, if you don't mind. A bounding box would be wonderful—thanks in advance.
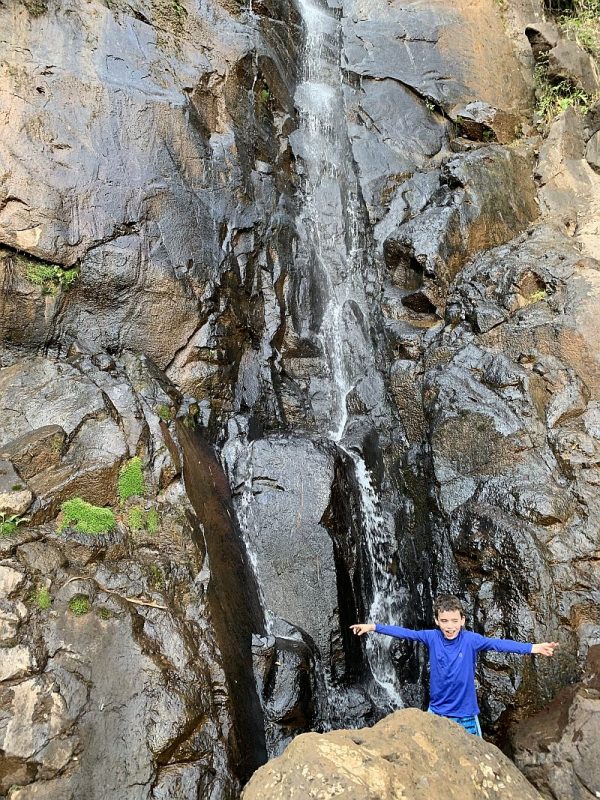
[242,709,543,800]
[511,645,600,800]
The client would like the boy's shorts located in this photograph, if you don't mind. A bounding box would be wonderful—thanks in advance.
[428,708,482,737]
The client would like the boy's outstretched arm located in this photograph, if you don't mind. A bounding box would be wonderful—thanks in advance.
[475,634,559,656]
[350,623,430,644]
[531,642,559,656]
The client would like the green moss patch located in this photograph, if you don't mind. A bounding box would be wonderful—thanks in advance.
[146,508,159,534]
[118,457,145,503]
[31,586,52,610]
[58,498,116,535]
[156,403,174,422]
[127,505,160,534]
[127,506,145,531]
[68,595,91,616]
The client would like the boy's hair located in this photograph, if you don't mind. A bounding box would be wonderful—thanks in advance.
[434,594,465,618]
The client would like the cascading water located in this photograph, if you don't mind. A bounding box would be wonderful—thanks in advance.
[293,0,405,709]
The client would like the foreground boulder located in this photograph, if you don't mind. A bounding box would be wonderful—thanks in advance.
[242,708,542,800]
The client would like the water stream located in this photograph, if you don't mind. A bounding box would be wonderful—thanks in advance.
[293,0,405,709]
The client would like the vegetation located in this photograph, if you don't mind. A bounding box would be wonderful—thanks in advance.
[148,564,165,590]
[172,0,187,19]
[21,256,79,296]
[156,404,174,422]
[559,0,600,55]
[527,289,548,303]
[534,62,595,126]
[146,508,159,534]
[68,595,91,616]
[22,0,48,15]
[127,505,160,534]
[31,586,52,610]
[58,498,116,534]
[127,506,145,531]
[0,512,29,537]
[118,457,145,503]
[97,607,113,620]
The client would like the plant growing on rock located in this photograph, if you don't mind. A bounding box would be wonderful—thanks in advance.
[146,508,159,534]
[559,0,600,55]
[31,586,52,610]
[68,595,91,615]
[58,498,116,534]
[127,506,145,531]
[117,457,145,503]
[534,62,594,126]
[0,512,29,536]
[156,403,174,422]
[148,564,165,590]
[20,256,79,295]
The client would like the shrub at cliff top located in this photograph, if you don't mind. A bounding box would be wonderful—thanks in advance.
[58,498,116,534]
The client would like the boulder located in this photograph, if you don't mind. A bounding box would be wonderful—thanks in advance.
[223,434,350,674]
[547,39,600,96]
[511,645,600,800]
[242,708,543,800]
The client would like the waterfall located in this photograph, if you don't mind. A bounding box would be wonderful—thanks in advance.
[294,0,405,710]
[292,0,371,441]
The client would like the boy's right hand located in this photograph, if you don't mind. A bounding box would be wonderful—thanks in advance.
[350,623,375,636]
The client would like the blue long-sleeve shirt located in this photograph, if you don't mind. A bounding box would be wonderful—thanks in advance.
[375,624,533,717]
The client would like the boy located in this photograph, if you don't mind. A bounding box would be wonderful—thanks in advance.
[350,594,558,736]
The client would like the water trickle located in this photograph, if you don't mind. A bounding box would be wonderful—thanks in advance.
[350,453,406,709]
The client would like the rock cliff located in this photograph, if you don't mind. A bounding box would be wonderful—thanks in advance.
[1,0,599,797]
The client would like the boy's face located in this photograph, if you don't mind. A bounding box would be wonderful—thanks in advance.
[435,609,465,640]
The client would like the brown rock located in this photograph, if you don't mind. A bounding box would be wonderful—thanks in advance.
[0,425,66,481]
[547,39,600,96]
[242,709,543,800]
[511,645,600,800]
[0,459,32,515]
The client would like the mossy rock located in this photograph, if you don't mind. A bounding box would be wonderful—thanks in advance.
[58,498,116,535]
[117,457,145,503]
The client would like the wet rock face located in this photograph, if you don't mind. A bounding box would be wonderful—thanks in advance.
[511,645,600,800]
[0,354,259,798]
[1,0,600,794]
[241,708,543,800]
[409,224,600,733]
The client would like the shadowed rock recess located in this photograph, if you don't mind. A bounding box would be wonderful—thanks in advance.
[1,0,599,797]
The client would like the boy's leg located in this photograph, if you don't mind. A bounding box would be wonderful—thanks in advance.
[428,708,482,737]
[454,715,482,737]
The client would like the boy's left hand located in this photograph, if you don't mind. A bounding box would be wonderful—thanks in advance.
[532,642,558,656]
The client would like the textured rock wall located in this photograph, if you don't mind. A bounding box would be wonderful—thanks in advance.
[1,0,600,796]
